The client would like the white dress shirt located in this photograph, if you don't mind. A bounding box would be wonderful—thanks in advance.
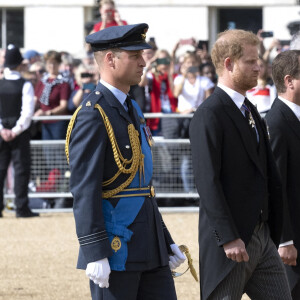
[100,79,128,110]
[278,96,300,121]
[218,83,259,141]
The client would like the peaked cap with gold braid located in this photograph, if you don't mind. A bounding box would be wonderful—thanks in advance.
[65,98,144,199]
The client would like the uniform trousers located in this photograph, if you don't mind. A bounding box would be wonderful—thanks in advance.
[208,222,292,300]
[0,130,31,212]
[89,265,177,300]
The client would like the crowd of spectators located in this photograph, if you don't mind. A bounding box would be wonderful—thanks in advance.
[1,39,219,140]
[1,0,299,208]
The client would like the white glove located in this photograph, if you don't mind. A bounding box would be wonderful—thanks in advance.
[169,244,186,270]
[86,258,111,288]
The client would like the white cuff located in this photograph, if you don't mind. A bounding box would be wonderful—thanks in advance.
[12,125,22,136]
[279,240,294,247]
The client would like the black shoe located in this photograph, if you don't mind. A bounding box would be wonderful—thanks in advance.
[0,211,2,218]
[16,207,39,218]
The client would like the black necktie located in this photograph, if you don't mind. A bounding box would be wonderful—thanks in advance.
[125,96,141,142]
[243,99,258,144]
[125,96,136,127]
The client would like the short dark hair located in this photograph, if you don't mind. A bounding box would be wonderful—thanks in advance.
[272,50,300,93]
[44,50,62,64]
[200,62,215,73]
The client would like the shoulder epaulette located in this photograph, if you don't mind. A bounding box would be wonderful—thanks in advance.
[81,90,103,110]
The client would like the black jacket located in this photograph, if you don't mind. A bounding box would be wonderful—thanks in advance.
[189,87,283,300]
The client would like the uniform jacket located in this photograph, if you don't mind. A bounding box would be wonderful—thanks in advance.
[68,82,174,272]
[189,87,283,300]
[265,98,300,275]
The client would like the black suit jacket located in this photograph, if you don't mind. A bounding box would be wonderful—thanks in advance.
[68,82,173,272]
[266,98,300,275]
[189,87,283,300]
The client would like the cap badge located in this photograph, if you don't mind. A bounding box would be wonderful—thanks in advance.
[111,236,121,252]
[141,28,148,40]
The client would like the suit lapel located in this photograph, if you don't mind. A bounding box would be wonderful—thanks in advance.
[275,98,300,142]
[215,87,265,177]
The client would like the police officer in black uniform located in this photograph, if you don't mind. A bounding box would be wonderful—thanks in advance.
[66,24,186,300]
[0,45,38,218]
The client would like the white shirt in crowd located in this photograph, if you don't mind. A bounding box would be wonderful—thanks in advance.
[174,75,215,112]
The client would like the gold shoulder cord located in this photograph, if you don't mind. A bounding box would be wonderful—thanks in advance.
[65,103,144,199]
[65,105,82,165]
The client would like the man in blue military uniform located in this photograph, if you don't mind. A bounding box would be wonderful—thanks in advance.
[66,23,185,300]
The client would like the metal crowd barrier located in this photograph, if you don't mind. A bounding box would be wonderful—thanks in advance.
[4,114,200,208]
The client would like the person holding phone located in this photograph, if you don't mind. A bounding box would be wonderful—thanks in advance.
[68,64,98,113]
[173,52,214,114]
[91,0,127,33]
[196,39,211,64]
[139,49,178,137]
[173,52,214,195]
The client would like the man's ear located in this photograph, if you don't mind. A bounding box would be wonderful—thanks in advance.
[224,57,233,71]
[106,51,115,67]
[284,74,293,89]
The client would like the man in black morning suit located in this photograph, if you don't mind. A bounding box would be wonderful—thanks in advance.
[65,24,185,300]
[189,29,292,300]
[265,50,300,299]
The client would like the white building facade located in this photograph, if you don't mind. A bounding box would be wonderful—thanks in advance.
[0,0,299,56]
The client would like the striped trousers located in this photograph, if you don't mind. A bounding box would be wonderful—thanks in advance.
[208,222,292,300]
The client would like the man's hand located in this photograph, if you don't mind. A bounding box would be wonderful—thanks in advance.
[169,244,186,270]
[223,238,249,262]
[86,258,111,288]
[114,10,121,24]
[0,129,16,142]
[278,245,297,266]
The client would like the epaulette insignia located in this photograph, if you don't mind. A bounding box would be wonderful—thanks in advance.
[86,101,91,107]
[95,91,101,95]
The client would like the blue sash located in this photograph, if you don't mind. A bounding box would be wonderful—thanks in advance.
[102,100,153,271]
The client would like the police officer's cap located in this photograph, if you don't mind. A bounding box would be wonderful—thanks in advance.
[4,44,23,69]
[86,23,152,52]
